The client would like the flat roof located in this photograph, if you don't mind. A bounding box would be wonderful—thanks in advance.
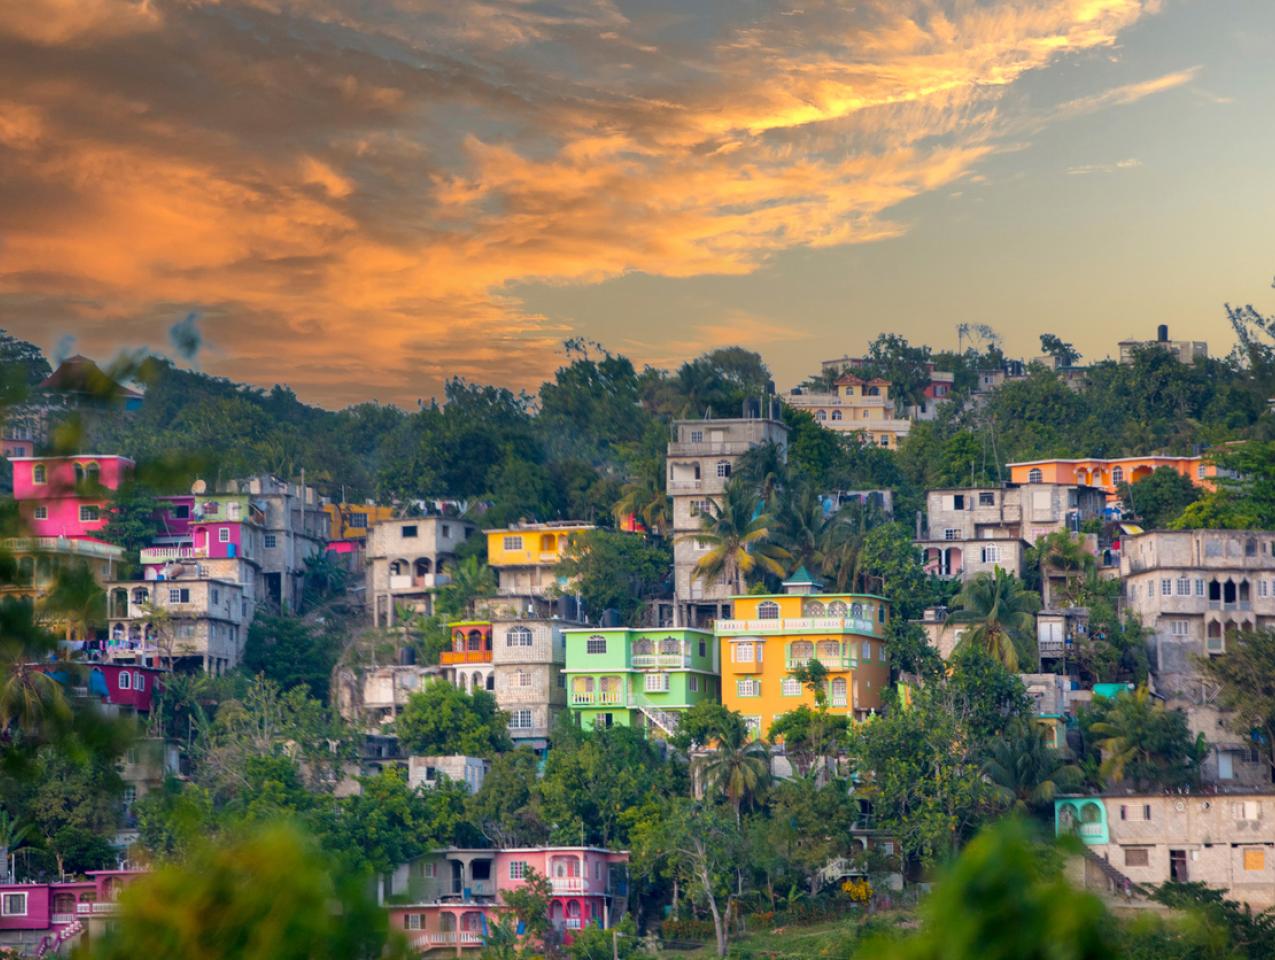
[1007,455,1201,467]
[728,591,888,602]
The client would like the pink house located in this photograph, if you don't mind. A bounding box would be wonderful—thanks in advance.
[384,846,629,955]
[0,869,143,956]
[11,455,133,539]
[34,662,163,715]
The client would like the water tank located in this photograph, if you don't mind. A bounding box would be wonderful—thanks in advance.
[1157,324,1169,342]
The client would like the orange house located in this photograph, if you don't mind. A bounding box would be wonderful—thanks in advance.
[1007,456,1217,499]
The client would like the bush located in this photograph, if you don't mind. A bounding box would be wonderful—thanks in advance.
[659,918,716,941]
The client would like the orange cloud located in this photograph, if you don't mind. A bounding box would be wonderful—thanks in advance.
[0,0,1180,405]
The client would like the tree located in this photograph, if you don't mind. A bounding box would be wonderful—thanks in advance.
[612,448,670,535]
[1196,629,1275,773]
[684,479,789,594]
[1173,441,1275,530]
[437,557,498,620]
[99,481,163,569]
[396,681,512,758]
[24,748,123,878]
[87,822,408,960]
[857,522,935,617]
[946,569,1041,671]
[816,500,886,594]
[1117,467,1201,528]
[1026,530,1095,607]
[499,865,554,943]
[301,551,350,609]
[39,561,107,643]
[555,530,670,624]
[982,723,1080,817]
[0,329,51,386]
[858,818,1115,960]
[669,701,746,752]
[466,749,548,847]
[243,613,339,700]
[1081,687,1205,790]
[696,723,770,824]
[767,704,848,779]
[1039,333,1081,368]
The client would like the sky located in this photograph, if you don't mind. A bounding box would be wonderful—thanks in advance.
[2,0,1273,408]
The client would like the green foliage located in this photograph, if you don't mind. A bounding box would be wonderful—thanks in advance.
[1195,629,1275,771]
[243,612,339,700]
[100,481,164,570]
[1040,334,1081,368]
[1149,882,1275,960]
[396,680,512,757]
[768,705,848,777]
[466,748,548,847]
[500,865,555,943]
[669,701,747,751]
[696,722,771,823]
[437,557,498,620]
[946,569,1041,671]
[859,818,1115,960]
[1079,686,1206,790]
[88,821,407,960]
[1117,467,1202,529]
[685,478,789,593]
[556,529,671,624]
[1174,441,1275,530]
[982,722,1081,817]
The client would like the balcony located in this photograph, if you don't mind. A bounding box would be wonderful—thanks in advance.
[570,692,626,706]
[730,658,762,674]
[631,654,691,669]
[551,876,588,894]
[668,479,704,493]
[411,932,484,948]
[449,880,493,898]
[785,656,857,670]
[717,616,880,636]
[389,573,449,591]
[668,440,760,456]
[51,913,75,924]
[565,918,583,930]
[139,545,204,565]
[440,649,493,665]
[76,902,119,915]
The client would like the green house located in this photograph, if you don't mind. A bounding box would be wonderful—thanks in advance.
[562,627,719,737]
[1054,797,1109,844]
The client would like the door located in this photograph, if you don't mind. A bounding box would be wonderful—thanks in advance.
[1218,750,1235,781]
[1170,850,1188,883]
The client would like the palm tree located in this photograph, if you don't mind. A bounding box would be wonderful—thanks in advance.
[698,722,771,823]
[0,809,31,882]
[776,485,830,573]
[438,556,497,618]
[1086,686,1205,789]
[947,569,1041,671]
[613,455,670,534]
[1029,531,1095,607]
[983,724,1080,816]
[818,500,884,592]
[682,480,789,594]
[39,561,106,642]
[733,442,788,505]
[0,658,70,739]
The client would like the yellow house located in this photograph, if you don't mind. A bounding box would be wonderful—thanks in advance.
[486,522,595,596]
[716,568,891,739]
[324,502,397,541]
[783,374,912,450]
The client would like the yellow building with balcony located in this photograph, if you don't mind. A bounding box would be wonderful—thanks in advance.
[324,502,398,541]
[716,568,891,739]
[486,522,595,597]
[782,375,911,450]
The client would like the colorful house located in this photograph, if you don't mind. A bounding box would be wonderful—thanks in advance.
[0,869,144,956]
[383,846,629,955]
[324,502,398,542]
[1007,456,1217,499]
[443,621,495,693]
[33,662,163,716]
[562,627,718,737]
[11,454,133,539]
[486,523,594,597]
[782,375,911,449]
[716,569,891,739]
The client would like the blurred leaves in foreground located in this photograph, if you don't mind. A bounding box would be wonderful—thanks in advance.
[85,820,411,960]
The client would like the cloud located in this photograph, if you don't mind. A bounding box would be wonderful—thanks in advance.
[0,0,1172,406]
[1065,157,1144,175]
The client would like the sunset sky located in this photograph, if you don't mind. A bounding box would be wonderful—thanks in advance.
[2,1,1273,408]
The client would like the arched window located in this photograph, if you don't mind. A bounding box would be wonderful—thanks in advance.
[111,623,124,641]
[790,640,814,664]
[817,641,841,663]
[74,464,85,483]
[414,557,432,576]
[1028,468,1043,483]
[131,587,149,605]
[467,629,484,651]
[802,599,825,616]
[1111,466,1124,484]
[660,636,680,655]
[831,410,843,421]
[508,626,533,647]
[850,602,863,619]
[827,600,847,617]
[85,462,100,485]
[757,601,779,620]
[632,637,653,656]
[830,677,847,706]
[815,410,826,421]
[866,385,880,397]
[32,464,46,484]
[389,559,407,576]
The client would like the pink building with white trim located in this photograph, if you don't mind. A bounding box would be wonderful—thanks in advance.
[0,869,143,956]
[384,846,629,955]
[11,455,133,539]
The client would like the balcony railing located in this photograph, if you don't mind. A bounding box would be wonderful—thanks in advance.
[448,880,493,898]
[631,654,691,669]
[785,656,857,670]
[440,650,493,664]
[139,545,204,564]
[76,902,118,915]
[718,617,879,636]
[51,913,75,924]
[412,932,484,948]
[1077,822,1104,838]
[565,918,583,930]
[668,440,762,456]
[389,573,450,590]
[570,692,625,706]
[551,877,587,894]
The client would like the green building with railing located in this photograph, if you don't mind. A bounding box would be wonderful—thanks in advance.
[562,627,719,737]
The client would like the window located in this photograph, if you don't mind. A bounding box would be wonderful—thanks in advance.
[264,533,277,549]
[219,528,231,543]
[733,642,755,663]
[34,505,47,520]
[831,410,843,421]
[405,915,424,931]
[347,512,367,529]
[689,675,699,692]
[32,464,46,484]
[509,861,528,880]
[1028,468,1042,483]
[1177,578,1190,595]
[134,672,145,691]
[979,492,995,506]
[79,505,100,522]
[953,495,965,510]
[211,588,220,604]
[757,601,779,620]
[508,626,533,647]
[586,636,607,655]
[503,535,522,550]
[743,716,762,737]
[1120,804,1152,821]
[943,528,960,541]
[1244,849,1266,872]
[736,679,761,697]
[862,640,872,659]
[1198,464,1206,479]
[442,524,451,537]
[1195,579,1205,596]
[1112,467,1124,483]
[119,671,132,690]
[716,461,731,478]
[1169,620,1189,637]
[645,673,670,692]
[1233,800,1261,821]
[981,545,1000,563]
[401,525,418,538]
[689,430,703,443]
[122,785,137,806]
[510,709,533,730]
[781,677,801,697]
[1161,579,1172,596]
[815,410,826,421]
[422,862,436,878]
[169,588,190,603]
[699,640,707,657]
[2,893,27,917]
[1123,848,1149,867]
[1261,580,1270,598]
[689,499,708,516]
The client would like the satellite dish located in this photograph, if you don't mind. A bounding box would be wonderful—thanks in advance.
[191,479,207,495]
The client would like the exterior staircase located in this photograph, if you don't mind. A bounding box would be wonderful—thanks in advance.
[1080,847,1147,901]
[640,707,681,738]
